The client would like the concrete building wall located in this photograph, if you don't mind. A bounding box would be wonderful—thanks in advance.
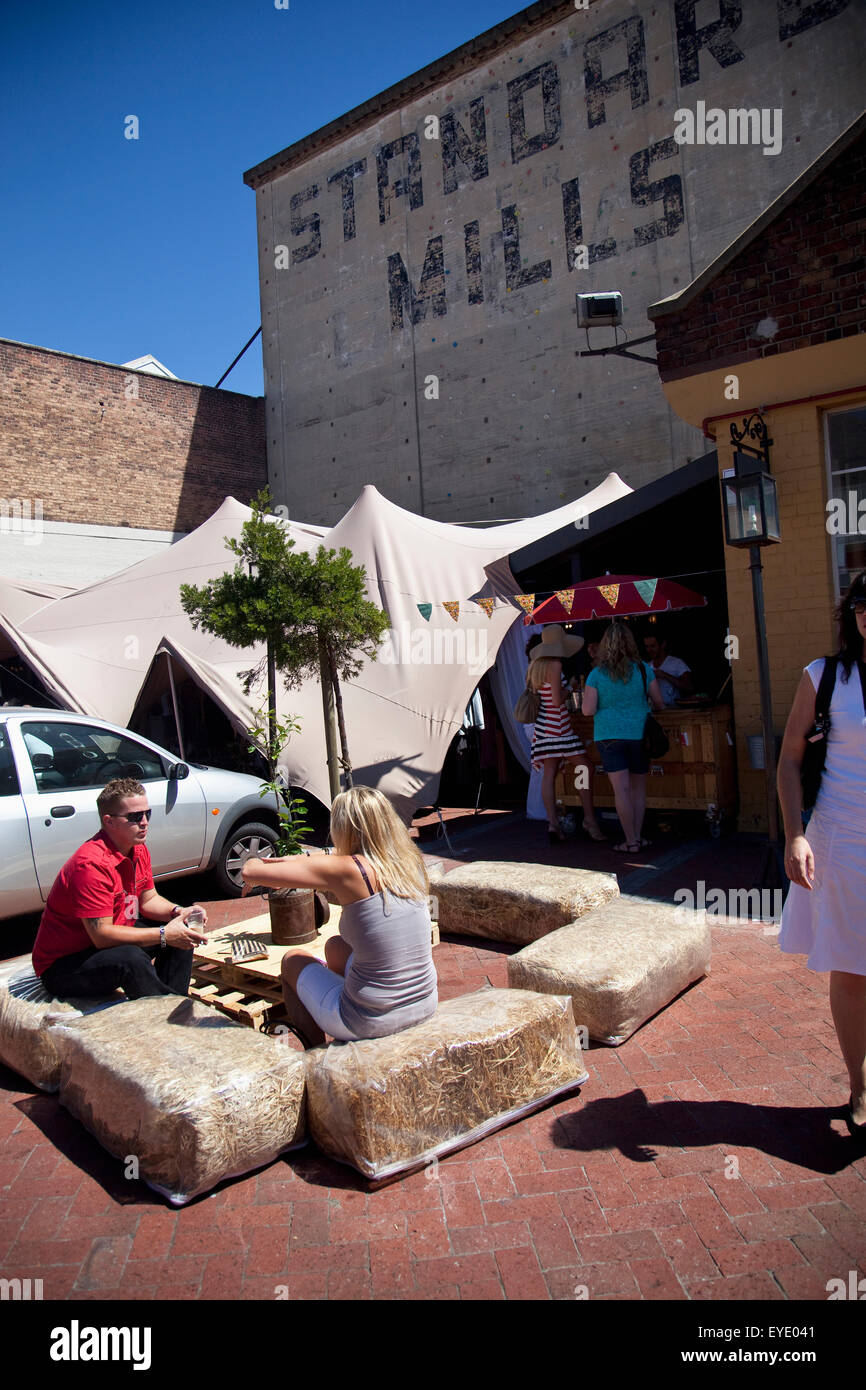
[0,520,184,591]
[246,0,865,526]
[0,339,267,538]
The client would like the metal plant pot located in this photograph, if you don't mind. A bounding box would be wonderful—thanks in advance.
[268,887,318,946]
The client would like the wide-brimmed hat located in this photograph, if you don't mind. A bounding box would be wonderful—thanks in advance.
[529,625,584,661]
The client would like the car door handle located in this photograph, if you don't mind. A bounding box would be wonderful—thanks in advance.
[49,805,76,818]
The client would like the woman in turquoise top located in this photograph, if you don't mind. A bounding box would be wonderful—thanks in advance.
[582,621,664,854]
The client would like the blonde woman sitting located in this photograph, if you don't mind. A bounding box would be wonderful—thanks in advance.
[241,786,437,1047]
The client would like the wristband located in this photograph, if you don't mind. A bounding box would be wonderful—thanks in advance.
[159,925,166,949]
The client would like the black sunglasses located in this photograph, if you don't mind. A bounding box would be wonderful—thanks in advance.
[112,809,152,824]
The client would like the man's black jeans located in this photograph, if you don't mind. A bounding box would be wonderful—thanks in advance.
[42,924,193,1000]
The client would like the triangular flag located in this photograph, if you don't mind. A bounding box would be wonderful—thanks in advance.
[515,594,535,614]
[442,601,460,623]
[555,588,575,614]
[476,597,495,618]
[417,603,432,622]
[599,584,620,608]
[634,579,658,607]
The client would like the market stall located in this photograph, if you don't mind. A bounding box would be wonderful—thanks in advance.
[556,703,736,817]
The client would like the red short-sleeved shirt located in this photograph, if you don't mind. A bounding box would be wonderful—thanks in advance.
[32,830,155,976]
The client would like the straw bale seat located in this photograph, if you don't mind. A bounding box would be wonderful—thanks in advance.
[50,995,307,1205]
[0,956,123,1092]
[304,986,588,1180]
[431,861,619,945]
[506,898,711,1045]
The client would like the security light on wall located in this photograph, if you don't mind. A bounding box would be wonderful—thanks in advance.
[575,292,657,366]
[576,292,623,328]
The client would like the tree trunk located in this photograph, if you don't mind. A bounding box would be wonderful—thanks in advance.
[318,634,341,801]
[266,640,278,783]
[327,640,353,789]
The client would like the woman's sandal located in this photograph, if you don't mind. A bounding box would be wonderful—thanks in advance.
[613,841,640,853]
[582,822,607,842]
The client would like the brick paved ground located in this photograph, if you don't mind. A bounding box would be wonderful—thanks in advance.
[1,811,864,1301]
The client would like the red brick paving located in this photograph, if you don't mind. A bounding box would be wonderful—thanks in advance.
[2,814,865,1301]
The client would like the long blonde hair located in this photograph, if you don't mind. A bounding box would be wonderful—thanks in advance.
[528,656,560,691]
[330,786,429,901]
[597,621,641,683]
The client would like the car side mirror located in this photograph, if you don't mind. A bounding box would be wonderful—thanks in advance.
[168,763,190,780]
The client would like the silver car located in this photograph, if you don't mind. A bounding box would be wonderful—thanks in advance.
[0,708,280,919]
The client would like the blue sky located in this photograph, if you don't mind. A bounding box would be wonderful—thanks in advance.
[1,0,520,398]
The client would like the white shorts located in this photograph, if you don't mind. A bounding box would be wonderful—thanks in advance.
[295,955,358,1041]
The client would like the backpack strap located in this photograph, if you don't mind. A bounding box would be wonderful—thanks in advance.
[814,656,838,721]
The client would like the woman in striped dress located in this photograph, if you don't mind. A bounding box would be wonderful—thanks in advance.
[528,626,604,844]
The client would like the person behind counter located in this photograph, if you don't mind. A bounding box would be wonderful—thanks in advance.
[644,629,694,707]
[241,786,437,1049]
[581,621,664,854]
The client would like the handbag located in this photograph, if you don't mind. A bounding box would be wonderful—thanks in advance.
[639,663,670,760]
[514,681,540,724]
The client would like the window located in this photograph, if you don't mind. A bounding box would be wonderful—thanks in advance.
[0,727,20,797]
[825,405,866,596]
[21,722,165,793]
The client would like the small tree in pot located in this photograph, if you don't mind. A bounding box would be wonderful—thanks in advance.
[245,707,320,946]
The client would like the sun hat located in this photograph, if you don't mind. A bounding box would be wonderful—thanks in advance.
[528,624,584,661]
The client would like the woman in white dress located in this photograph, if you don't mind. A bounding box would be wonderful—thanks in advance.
[777,570,866,1139]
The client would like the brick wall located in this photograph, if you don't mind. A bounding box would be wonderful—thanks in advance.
[720,403,841,832]
[655,132,866,378]
[0,340,267,532]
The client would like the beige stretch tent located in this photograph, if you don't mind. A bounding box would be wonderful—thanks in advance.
[13,479,631,812]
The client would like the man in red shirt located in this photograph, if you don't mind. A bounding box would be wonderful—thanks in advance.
[33,778,208,1000]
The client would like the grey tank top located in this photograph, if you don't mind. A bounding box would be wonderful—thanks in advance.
[338,866,438,1039]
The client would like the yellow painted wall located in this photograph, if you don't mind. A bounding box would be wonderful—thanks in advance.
[659,337,865,830]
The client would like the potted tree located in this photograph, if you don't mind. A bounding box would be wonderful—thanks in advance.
[246,707,321,946]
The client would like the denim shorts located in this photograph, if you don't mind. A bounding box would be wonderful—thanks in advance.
[596,738,649,775]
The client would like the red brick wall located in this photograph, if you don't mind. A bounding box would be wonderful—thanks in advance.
[0,340,267,531]
[654,132,866,377]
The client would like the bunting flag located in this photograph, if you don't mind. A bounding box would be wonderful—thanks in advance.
[514,594,535,614]
[555,588,575,614]
[599,583,620,608]
[476,597,496,619]
[634,578,658,607]
[442,601,460,623]
[416,603,432,622]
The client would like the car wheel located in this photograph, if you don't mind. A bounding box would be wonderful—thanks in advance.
[214,821,279,897]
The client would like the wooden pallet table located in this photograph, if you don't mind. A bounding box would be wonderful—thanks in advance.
[191,903,440,1030]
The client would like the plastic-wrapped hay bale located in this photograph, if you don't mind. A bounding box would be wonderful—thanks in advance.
[50,996,307,1204]
[507,898,711,1045]
[0,957,122,1092]
[305,987,588,1180]
[433,861,619,944]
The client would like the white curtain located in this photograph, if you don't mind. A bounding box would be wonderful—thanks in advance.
[488,616,546,820]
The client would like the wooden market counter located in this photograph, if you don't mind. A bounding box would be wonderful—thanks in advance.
[555,704,736,814]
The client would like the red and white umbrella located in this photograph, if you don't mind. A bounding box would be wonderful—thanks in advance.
[525,574,707,625]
